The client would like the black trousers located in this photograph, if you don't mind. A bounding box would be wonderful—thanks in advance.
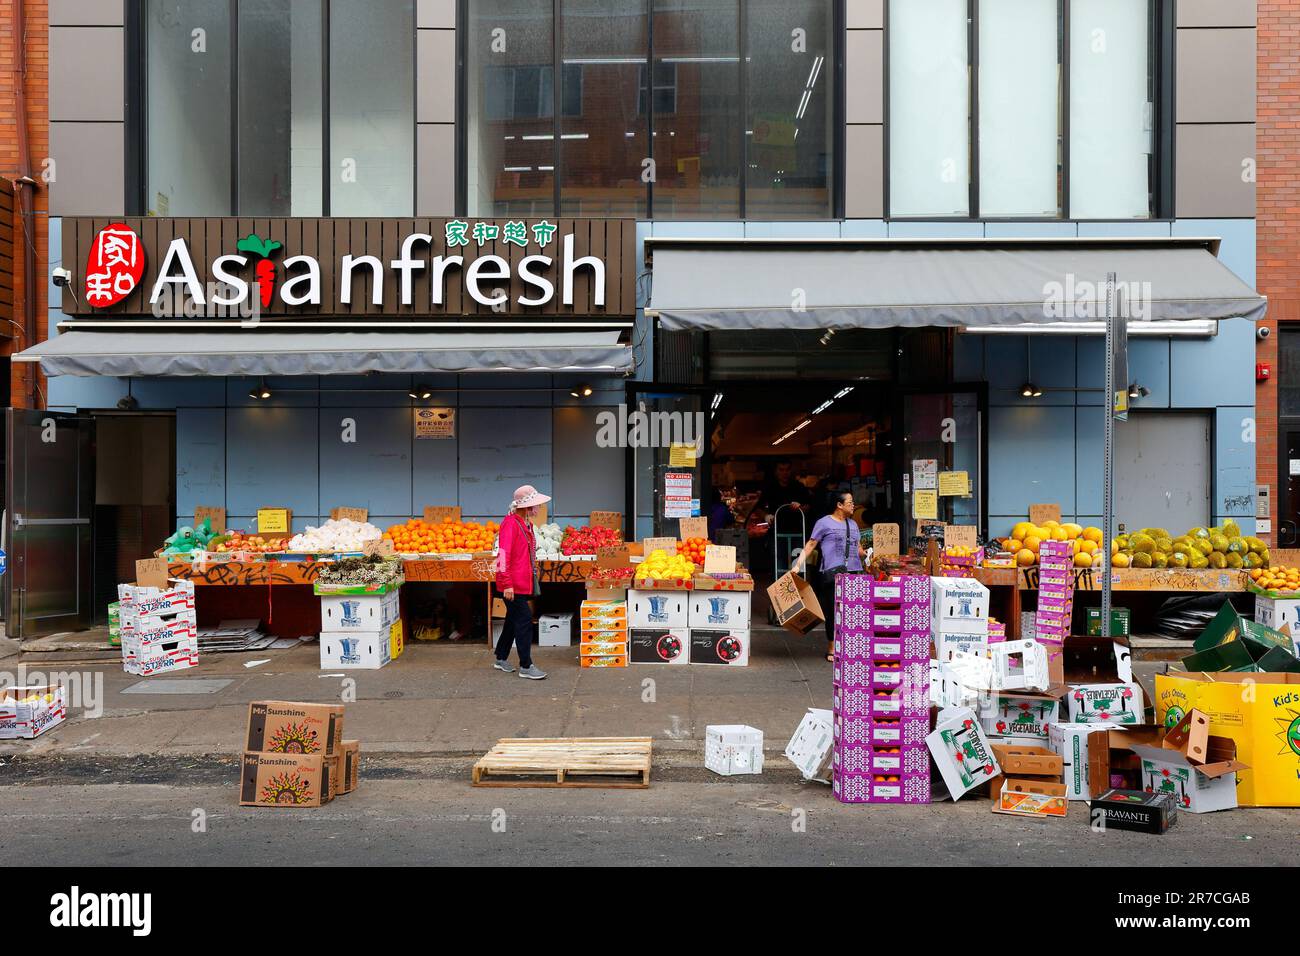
[815,577,837,644]
[495,593,534,667]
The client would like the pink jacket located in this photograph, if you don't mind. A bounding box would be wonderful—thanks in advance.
[495,513,537,595]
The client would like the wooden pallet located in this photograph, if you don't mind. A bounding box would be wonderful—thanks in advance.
[472,736,653,789]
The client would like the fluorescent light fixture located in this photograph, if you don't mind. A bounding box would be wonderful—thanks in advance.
[503,166,532,172]
[966,320,1217,337]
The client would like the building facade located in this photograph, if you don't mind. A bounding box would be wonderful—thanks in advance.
[4,0,1265,633]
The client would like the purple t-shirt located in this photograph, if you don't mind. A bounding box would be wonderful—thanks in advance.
[811,516,863,571]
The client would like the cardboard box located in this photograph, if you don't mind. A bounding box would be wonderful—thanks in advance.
[320,591,400,632]
[767,571,824,636]
[1154,672,1296,806]
[705,725,764,776]
[990,639,1051,692]
[1049,721,1120,800]
[339,739,360,794]
[934,630,988,662]
[1128,710,1248,813]
[320,631,391,669]
[245,701,345,756]
[688,590,752,629]
[927,706,1001,801]
[579,654,627,668]
[1062,636,1144,724]
[1087,607,1132,637]
[689,628,750,666]
[239,751,333,808]
[1196,601,1297,665]
[628,589,690,629]
[580,599,626,625]
[1253,595,1300,638]
[538,612,573,647]
[785,708,834,781]
[1090,789,1178,834]
[930,577,990,633]
[628,628,688,664]
[0,685,68,740]
[990,743,1064,778]
[993,778,1069,818]
[980,692,1061,739]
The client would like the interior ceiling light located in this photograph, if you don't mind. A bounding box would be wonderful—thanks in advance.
[249,378,271,400]
[1020,383,1043,399]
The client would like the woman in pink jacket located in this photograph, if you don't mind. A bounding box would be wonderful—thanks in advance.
[493,485,551,680]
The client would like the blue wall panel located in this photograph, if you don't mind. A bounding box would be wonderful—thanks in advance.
[1170,319,1255,408]
[411,429,460,512]
[1076,336,1171,408]
[552,406,624,517]
[1214,406,1257,519]
[225,407,320,517]
[986,336,1076,406]
[318,406,414,517]
[988,406,1077,516]
[1074,406,1105,517]
[175,407,225,519]
[457,407,553,517]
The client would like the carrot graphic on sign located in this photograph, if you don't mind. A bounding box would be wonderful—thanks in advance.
[236,233,283,309]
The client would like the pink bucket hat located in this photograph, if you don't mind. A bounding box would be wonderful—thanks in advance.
[511,484,551,510]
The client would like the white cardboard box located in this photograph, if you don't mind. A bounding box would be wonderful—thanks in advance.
[688,590,752,629]
[934,628,989,662]
[1129,744,1240,813]
[1067,682,1144,724]
[1254,595,1300,639]
[689,628,750,666]
[930,577,990,633]
[1048,721,1119,800]
[320,591,400,632]
[706,724,764,776]
[629,589,690,629]
[785,708,833,781]
[320,630,392,669]
[926,706,1001,801]
[538,612,573,647]
[978,691,1060,740]
[0,685,68,740]
[990,639,1050,692]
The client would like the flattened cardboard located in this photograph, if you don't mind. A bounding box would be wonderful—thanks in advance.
[591,511,623,532]
[703,545,737,574]
[135,557,169,590]
[946,525,978,548]
[596,545,631,569]
[678,516,708,540]
[423,505,461,524]
[643,536,678,556]
[330,506,369,523]
[1028,503,1062,525]
[194,505,226,533]
[872,523,900,556]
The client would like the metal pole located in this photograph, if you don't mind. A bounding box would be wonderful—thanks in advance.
[1101,272,1117,638]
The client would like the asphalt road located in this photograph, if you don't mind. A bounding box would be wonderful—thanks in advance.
[0,755,1289,866]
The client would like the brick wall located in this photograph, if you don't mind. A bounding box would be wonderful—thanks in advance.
[1258,1,1300,541]
[0,0,48,409]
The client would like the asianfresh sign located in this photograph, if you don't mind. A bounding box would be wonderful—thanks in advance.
[63,217,635,326]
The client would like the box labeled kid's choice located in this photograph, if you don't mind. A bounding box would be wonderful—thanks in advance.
[245,701,345,756]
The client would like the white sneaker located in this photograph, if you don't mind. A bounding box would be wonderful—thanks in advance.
[518,665,547,680]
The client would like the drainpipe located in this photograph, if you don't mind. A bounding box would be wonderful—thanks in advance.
[13,0,39,409]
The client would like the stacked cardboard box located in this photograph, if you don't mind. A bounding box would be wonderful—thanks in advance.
[931,576,990,661]
[686,589,752,666]
[117,578,198,676]
[832,575,931,804]
[318,586,403,670]
[240,700,361,808]
[1034,540,1074,645]
[989,743,1068,818]
[581,598,629,667]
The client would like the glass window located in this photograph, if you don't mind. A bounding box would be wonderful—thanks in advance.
[745,0,833,219]
[1069,0,1153,218]
[329,0,414,216]
[978,0,1061,217]
[560,0,649,217]
[146,0,232,216]
[651,0,741,219]
[238,0,323,216]
[466,0,556,216]
[888,0,970,217]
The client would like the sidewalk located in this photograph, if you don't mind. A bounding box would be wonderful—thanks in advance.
[1,626,828,758]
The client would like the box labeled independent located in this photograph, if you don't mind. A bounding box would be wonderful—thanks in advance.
[246,701,345,756]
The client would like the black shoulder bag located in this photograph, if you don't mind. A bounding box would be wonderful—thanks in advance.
[820,519,852,586]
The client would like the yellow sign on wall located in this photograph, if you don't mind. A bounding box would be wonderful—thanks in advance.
[913,490,938,520]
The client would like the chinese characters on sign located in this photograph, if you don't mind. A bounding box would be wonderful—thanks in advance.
[414,408,456,440]
[84,223,145,307]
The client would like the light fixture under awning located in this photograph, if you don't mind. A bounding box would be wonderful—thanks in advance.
[15,331,633,377]
[646,237,1266,331]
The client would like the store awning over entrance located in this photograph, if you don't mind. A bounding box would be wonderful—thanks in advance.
[15,331,634,376]
[646,237,1267,331]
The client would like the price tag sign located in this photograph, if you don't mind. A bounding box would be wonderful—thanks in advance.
[596,545,630,569]
[423,506,461,525]
[194,505,226,533]
[257,508,291,535]
[643,536,678,556]
[679,516,708,540]
[704,544,737,574]
[938,471,970,497]
[364,538,396,557]
[1029,503,1062,525]
[135,557,169,589]
[913,490,938,520]
[946,525,979,548]
[872,523,900,556]
[330,506,369,523]
[590,511,623,531]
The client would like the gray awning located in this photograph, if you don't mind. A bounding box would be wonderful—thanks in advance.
[647,237,1267,331]
[15,331,633,376]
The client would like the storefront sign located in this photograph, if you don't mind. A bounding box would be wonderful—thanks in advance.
[415,407,455,439]
[61,218,636,326]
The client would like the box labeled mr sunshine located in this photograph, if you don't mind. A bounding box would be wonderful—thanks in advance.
[245,701,345,756]
[240,752,333,808]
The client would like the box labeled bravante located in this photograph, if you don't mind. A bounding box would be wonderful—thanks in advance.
[245,701,345,756]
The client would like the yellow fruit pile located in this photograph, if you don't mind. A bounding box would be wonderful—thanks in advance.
[1113,521,1267,571]
[635,548,696,582]
[1002,521,1104,569]
[1249,565,1298,593]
